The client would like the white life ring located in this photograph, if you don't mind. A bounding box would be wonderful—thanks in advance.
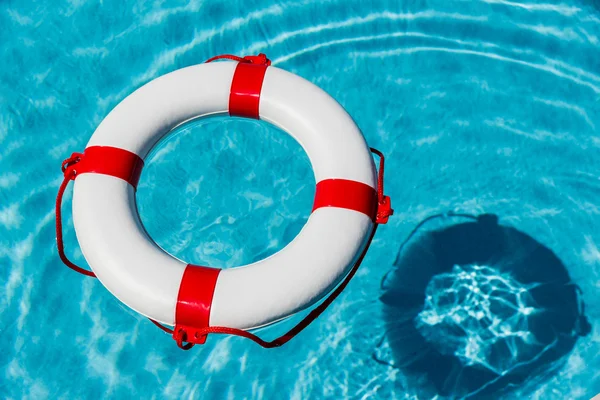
[66,54,389,344]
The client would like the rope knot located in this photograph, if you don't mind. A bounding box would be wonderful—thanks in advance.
[376,195,393,224]
[173,326,207,350]
[242,53,271,66]
[61,152,84,180]
[370,148,394,224]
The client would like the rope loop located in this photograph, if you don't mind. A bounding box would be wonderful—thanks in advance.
[174,328,195,350]
[205,53,271,66]
[61,152,84,179]
[56,154,96,277]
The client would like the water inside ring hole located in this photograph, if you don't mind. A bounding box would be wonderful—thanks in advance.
[136,116,314,269]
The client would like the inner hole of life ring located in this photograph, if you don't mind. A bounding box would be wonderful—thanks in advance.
[135,115,314,269]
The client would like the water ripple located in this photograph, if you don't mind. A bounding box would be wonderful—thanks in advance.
[515,23,584,41]
[482,0,582,16]
[244,10,489,55]
[352,47,600,93]
[533,96,595,129]
[269,30,500,64]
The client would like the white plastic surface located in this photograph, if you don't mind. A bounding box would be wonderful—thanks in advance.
[86,62,236,158]
[72,62,377,328]
[73,175,187,323]
[259,67,376,186]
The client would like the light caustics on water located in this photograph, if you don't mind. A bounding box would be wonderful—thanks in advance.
[377,212,591,399]
[416,264,540,376]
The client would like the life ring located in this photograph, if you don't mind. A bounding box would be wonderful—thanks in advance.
[59,54,392,347]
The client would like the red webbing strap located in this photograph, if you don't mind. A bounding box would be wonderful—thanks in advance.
[228,62,268,119]
[205,53,271,119]
[74,146,144,187]
[313,179,378,222]
[56,147,145,277]
[174,265,221,347]
[152,148,393,350]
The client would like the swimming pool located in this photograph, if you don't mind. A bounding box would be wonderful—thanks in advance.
[1,0,599,398]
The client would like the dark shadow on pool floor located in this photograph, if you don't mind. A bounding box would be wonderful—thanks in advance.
[376,213,590,399]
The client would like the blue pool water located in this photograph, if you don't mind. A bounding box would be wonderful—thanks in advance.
[1,0,600,398]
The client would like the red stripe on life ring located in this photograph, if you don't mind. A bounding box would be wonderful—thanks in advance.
[229,62,269,119]
[312,179,378,222]
[175,265,221,344]
[74,146,145,189]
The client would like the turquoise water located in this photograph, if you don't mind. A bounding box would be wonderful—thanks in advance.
[1,0,600,398]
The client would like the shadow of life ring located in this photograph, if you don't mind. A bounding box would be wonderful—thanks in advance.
[377,213,590,399]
